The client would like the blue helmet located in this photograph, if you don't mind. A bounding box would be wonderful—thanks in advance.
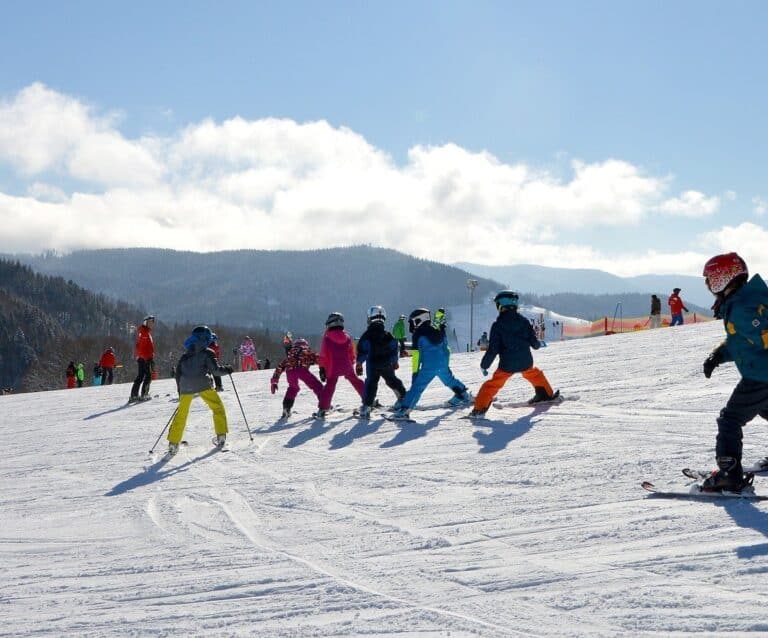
[185,325,214,349]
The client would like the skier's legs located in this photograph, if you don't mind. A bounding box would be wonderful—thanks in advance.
[200,388,228,436]
[521,367,554,396]
[380,368,406,401]
[285,368,302,402]
[131,358,150,398]
[436,366,467,396]
[168,394,194,444]
[670,314,683,327]
[343,369,365,400]
[716,378,768,463]
[402,369,437,409]
[295,367,324,402]
[474,369,512,411]
[363,369,382,406]
[320,375,340,410]
[140,359,153,396]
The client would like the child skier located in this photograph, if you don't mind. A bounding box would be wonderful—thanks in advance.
[697,253,768,491]
[468,290,557,418]
[270,338,324,418]
[167,325,233,456]
[209,333,224,391]
[316,312,365,418]
[391,308,471,419]
[355,306,406,418]
[392,314,409,357]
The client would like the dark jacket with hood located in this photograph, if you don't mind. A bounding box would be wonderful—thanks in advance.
[357,321,398,371]
[175,340,229,394]
[480,307,541,373]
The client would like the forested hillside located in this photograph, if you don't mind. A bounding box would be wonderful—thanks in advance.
[15,247,503,335]
[0,260,283,393]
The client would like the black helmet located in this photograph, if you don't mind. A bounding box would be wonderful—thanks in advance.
[325,312,344,328]
[192,325,213,344]
[494,290,519,310]
[408,308,431,333]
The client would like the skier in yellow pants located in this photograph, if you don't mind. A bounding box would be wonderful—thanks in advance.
[167,326,233,456]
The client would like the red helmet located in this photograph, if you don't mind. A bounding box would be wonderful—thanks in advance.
[702,252,748,294]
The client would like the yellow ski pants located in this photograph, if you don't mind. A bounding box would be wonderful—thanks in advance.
[168,388,228,444]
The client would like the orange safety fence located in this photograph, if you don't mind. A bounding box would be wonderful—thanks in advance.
[562,314,714,339]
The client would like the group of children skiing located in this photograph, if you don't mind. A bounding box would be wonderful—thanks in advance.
[146,250,768,495]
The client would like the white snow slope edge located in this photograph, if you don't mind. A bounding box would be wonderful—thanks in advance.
[4,321,768,637]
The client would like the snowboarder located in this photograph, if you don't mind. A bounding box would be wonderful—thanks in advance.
[391,308,471,419]
[270,338,324,418]
[468,290,556,418]
[668,288,689,326]
[239,336,258,371]
[698,253,768,491]
[392,314,409,357]
[167,325,233,456]
[355,306,406,418]
[99,347,117,385]
[649,294,662,329]
[129,315,155,403]
[316,312,365,418]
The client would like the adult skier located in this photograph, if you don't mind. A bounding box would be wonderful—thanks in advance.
[99,347,117,385]
[392,315,408,357]
[167,326,233,456]
[698,253,768,491]
[355,306,406,418]
[391,308,471,419]
[668,288,689,326]
[129,315,155,403]
[468,290,556,418]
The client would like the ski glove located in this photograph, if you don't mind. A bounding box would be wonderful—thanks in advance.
[481,368,489,377]
[703,348,725,378]
[355,362,363,377]
[270,379,278,394]
[319,367,327,382]
[223,365,234,374]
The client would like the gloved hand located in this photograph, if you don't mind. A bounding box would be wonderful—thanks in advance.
[319,367,327,382]
[539,341,548,348]
[392,361,399,371]
[703,349,725,378]
[223,365,234,374]
[355,362,363,376]
[481,368,489,377]
[270,379,278,394]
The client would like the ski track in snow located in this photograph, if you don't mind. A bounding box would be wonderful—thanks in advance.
[5,321,768,635]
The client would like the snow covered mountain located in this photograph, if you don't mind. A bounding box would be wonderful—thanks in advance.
[5,320,768,636]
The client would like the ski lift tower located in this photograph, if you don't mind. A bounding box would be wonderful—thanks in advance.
[467,279,478,351]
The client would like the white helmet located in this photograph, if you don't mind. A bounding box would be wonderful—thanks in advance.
[367,305,386,324]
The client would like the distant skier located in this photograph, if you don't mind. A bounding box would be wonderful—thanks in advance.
[99,347,117,385]
[649,294,662,329]
[167,325,233,456]
[477,331,489,351]
[391,308,471,419]
[75,363,85,388]
[668,288,689,326]
[210,333,224,391]
[282,332,293,355]
[239,336,258,371]
[392,314,409,357]
[92,363,102,386]
[355,306,406,418]
[129,315,155,403]
[270,338,324,418]
[434,307,447,331]
[316,312,365,418]
[697,253,768,492]
[65,361,76,389]
[468,290,557,419]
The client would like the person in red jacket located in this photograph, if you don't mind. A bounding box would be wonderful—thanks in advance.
[65,361,76,389]
[668,288,689,326]
[210,333,224,391]
[98,347,117,385]
[129,315,155,403]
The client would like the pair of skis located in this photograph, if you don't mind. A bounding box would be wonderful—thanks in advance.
[642,464,768,501]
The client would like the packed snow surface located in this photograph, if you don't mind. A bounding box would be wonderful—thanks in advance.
[5,321,768,636]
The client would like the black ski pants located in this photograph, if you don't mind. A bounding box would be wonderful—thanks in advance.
[716,378,768,462]
[131,357,153,398]
[364,366,406,407]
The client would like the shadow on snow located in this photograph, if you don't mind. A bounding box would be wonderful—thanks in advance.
[472,402,556,453]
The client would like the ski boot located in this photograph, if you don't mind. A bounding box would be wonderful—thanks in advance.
[128,396,140,404]
[214,434,227,448]
[167,442,180,457]
[281,398,294,419]
[313,409,327,419]
[447,389,472,407]
[467,408,488,419]
[528,387,556,404]
[701,457,752,492]
[357,405,372,419]
[390,407,411,420]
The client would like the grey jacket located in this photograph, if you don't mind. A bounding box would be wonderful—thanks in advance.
[175,343,228,394]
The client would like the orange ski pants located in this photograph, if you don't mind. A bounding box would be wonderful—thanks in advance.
[474,367,553,411]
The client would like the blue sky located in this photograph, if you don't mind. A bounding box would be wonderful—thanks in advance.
[1,1,767,277]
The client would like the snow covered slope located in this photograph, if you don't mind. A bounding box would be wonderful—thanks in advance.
[5,321,768,636]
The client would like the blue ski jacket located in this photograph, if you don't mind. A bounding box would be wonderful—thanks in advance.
[718,273,768,383]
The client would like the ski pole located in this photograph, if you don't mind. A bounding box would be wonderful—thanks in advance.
[228,373,254,441]
[149,406,179,454]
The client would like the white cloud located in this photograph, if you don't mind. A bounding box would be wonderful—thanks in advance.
[0,83,735,277]
[658,190,720,217]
